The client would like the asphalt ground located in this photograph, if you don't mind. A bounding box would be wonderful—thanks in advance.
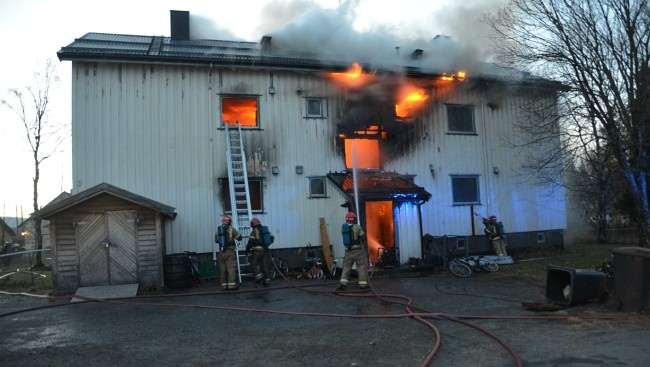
[1,274,649,366]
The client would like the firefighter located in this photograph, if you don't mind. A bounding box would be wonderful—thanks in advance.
[483,215,508,257]
[338,211,369,290]
[215,215,241,290]
[246,217,273,286]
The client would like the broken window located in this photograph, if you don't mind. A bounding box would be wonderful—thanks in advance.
[305,98,326,118]
[451,175,480,205]
[344,139,380,169]
[221,96,258,127]
[308,176,327,198]
[446,104,475,134]
[220,178,264,212]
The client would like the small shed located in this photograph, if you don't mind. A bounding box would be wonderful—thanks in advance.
[39,183,176,293]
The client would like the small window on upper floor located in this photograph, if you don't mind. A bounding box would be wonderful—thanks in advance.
[222,96,258,127]
[305,97,327,118]
[446,104,476,134]
[308,176,327,198]
[451,175,480,205]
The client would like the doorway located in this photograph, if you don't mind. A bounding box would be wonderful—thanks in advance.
[364,201,396,266]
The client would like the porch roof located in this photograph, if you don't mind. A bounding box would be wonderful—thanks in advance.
[327,171,431,203]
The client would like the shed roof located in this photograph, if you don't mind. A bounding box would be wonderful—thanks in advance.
[327,171,431,202]
[57,33,563,89]
[37,183,177,219]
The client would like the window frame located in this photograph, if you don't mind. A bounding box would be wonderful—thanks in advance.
[304,97,327,119]
[450,174,481,206]
[308,176,328,198]
[220,94,261,129]
[219,177,265,213]
[445,103,477,135]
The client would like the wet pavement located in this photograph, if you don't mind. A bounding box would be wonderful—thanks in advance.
[1,274,649,366]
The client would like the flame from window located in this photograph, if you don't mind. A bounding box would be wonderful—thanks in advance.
[328,63,375,89]
[222,97,258,127]
[395,84,429,119]
[344,139,380,169]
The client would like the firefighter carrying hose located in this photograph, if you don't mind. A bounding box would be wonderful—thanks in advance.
[215,215,241,290]
[483,215,508,257]
[338,211,369,291]
[246,217,274,286]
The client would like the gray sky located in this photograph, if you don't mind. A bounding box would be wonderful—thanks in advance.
[0,0,485,218]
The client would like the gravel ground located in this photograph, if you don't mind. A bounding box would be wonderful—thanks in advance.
[1,274,649,367]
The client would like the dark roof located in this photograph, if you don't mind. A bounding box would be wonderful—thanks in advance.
[57,33,564,89]
[37,183,177,219]
[327,171,431,202]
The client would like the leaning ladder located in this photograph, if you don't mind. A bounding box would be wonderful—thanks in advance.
[225,123,253,283]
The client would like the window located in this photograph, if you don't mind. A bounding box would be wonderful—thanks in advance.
[220,178,264,212]
[221,96,258,127]
[344,139,380,169]
[446,104,475,134]
[305,98,326,118]
[451,175,480,205]
[537,232,546,244]
[308,176,327,198]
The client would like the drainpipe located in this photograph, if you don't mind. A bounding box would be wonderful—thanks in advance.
[417,202,424,259]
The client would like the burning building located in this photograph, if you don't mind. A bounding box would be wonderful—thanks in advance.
[55,10,566,277]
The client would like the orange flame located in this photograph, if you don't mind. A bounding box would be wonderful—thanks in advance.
[328,63,375,89]
[395,84,429,119]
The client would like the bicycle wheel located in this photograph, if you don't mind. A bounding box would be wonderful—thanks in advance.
[481,262,499,273]
[449,260,472,278]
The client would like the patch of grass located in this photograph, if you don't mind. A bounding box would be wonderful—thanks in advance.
[0,270,53,294]
[497,243,618,284]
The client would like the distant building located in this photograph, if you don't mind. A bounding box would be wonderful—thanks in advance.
[0,217,17,246]
[19,192,71,251]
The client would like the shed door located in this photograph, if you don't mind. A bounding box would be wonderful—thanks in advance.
[106,211,138,284]
[78,214,109,286]
[77,211,138,286]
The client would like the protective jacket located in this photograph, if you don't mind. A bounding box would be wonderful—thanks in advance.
[342,223,365,249]
[215,224,241,250]
[246,225,274,251]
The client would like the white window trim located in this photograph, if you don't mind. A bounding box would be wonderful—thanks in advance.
[445,103,476,134]
[308,176,328,198]
[450,174,481,205]
[304,97,327,119]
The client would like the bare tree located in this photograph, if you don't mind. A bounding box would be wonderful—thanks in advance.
[493,0,650,245]
[1,61,62,267]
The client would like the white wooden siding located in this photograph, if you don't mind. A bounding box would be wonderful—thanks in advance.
[71,61,566,261]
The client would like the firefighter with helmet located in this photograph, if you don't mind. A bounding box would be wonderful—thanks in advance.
[215,215,241,290]
[246,217,274,286]
[338,211,369,290]
[483,215,508,257]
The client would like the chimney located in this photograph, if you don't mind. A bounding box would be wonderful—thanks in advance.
[261,35,272,53]
[410,49,424,60]
[170,10,190,41]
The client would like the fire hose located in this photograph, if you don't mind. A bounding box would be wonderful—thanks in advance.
[0,274,628,367]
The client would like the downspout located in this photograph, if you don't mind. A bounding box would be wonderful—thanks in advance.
[417,202,424,260]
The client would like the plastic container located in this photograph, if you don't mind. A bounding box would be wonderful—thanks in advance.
[612,247,650,312]
[546,266,607,306]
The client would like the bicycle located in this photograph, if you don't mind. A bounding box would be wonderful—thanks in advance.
[448,255,499,278]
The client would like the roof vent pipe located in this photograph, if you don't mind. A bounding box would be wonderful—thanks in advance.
[261,35,272,53]
[170,10,190,41]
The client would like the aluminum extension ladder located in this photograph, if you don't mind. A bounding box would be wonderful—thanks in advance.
[225,123,253,283]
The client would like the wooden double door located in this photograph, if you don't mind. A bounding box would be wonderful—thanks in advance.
[77,210,138,286]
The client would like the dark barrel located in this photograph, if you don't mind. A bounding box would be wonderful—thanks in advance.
[612,247,650,312]
[164,253,192,289]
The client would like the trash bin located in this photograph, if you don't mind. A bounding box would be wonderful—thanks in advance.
[612,247,650,312]
[164,253,192,289]
[546,266,607,306]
